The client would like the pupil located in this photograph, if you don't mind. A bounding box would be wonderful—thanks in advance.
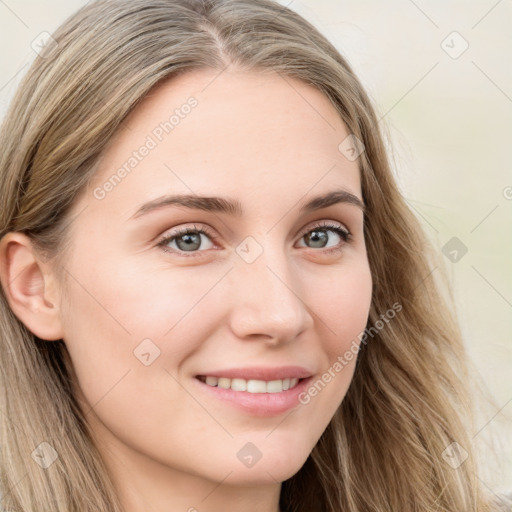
[306,229,327,248]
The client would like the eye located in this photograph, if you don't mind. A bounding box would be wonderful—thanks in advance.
[157,224,216,255]
[296,221,351,253]
[157,221,352,257]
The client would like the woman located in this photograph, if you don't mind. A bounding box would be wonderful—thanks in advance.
[0,0,509,510]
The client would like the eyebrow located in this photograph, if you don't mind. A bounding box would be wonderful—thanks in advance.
[130,189,365,219]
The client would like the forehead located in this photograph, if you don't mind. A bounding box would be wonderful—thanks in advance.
[86,68,362,218]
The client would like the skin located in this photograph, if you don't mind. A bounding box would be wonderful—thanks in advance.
[1,68,372,512]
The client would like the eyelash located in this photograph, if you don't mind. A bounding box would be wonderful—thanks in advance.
[157,221,352,257]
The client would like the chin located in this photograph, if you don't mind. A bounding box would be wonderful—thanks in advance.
[215,448,311,486]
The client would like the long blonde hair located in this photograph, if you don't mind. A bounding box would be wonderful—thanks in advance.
[0,1,506,510]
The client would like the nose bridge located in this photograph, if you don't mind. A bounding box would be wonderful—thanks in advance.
[228,238,312,342]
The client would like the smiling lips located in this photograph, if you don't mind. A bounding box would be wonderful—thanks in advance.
[197,375,300,393]
[195,365,312,395]
[194,367,315,416]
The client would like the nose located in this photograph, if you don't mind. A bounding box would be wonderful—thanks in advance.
[227,244,314,344]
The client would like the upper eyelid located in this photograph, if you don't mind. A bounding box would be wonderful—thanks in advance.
[300,220,350,235]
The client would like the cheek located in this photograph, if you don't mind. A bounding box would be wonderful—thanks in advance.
[59,255,231,404]
[61,250,228,340]
[298,262,372,411]
[58,259,233,467]
[311,260,373,354]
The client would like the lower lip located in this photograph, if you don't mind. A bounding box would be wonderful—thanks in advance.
[193,376,314,417]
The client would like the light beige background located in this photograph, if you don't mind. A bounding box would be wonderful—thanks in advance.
[1,0,510,492]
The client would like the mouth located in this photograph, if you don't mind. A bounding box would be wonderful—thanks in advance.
[193,369,314,416]
[196,375,302,393]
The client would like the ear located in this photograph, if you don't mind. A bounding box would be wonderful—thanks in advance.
[0,232,64,341]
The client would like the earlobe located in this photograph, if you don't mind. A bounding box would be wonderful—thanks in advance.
[0,232,64,341]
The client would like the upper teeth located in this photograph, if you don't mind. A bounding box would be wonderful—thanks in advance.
[202,376,299,393]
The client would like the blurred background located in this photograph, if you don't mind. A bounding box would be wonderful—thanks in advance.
[0,0,510,493]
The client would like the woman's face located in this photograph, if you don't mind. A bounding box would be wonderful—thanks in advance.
[57,68,372,496]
